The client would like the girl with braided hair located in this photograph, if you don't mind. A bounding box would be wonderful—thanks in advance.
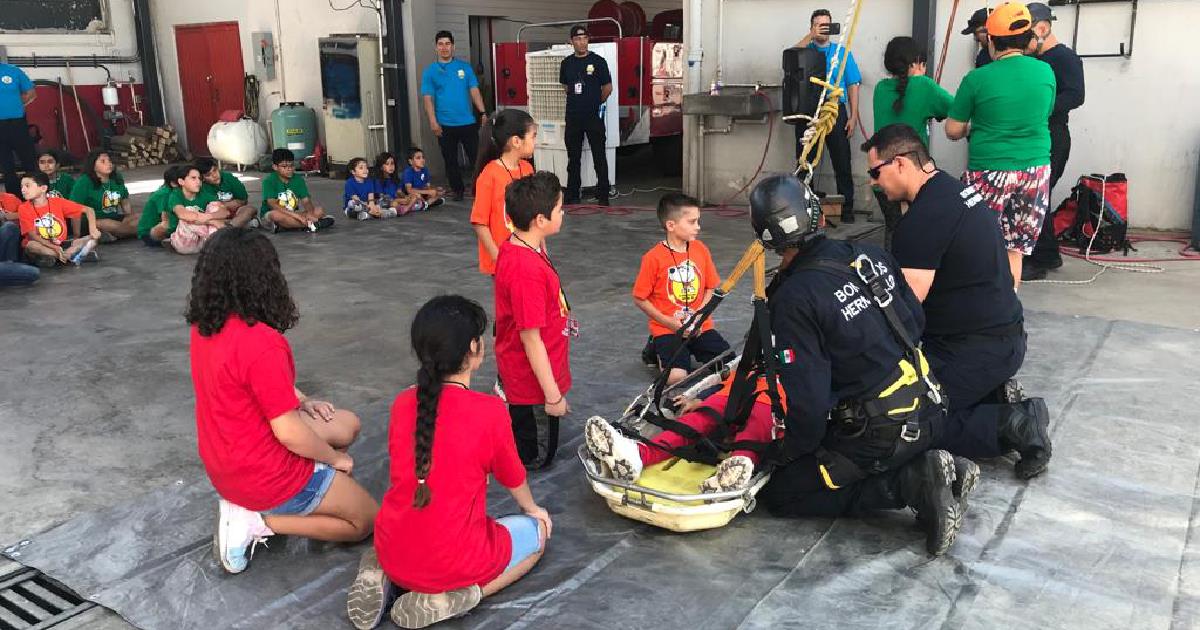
[347,295,551,630]
[870,37,955,248]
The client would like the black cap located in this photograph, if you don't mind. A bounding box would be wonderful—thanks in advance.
[961,8,991,35]
[570,25,588,38]
[1027,3,1056,23]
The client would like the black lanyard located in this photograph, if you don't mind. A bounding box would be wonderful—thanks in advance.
[496,159,527,182]
[511,233,571,313]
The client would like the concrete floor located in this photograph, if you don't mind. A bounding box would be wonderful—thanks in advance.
[1,154,1198,629]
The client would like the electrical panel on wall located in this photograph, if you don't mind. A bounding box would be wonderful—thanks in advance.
[253,31,276,80]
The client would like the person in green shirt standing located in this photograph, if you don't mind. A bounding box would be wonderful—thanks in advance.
[260,149,333,232]
[871,36,954,248]
[196,157,257,229]
[166,165,226,254]
[69,149,139,241]
[136,165,186,248]
[37,151,75,199]
[946,1,1055,289]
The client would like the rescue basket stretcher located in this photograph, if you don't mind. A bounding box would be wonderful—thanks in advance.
[578,352,773,532]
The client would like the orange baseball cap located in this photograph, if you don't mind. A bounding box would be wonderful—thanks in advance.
[986,2,1033,36]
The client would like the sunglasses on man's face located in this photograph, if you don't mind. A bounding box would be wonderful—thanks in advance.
[866,151,918,180]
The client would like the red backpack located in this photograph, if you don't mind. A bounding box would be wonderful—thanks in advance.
[1053,173,1132,255]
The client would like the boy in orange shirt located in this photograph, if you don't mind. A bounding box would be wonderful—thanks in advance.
[633,193,731,386]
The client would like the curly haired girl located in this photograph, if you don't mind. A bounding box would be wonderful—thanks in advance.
[186,228,378,574]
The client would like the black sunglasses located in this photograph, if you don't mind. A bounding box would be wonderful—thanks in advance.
[867,151,919,179]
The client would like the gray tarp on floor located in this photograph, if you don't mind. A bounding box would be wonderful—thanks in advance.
[3,205,1199,629]
[7,312,1200,630]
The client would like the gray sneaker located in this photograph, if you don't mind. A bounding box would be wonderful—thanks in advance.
[347,548,398,630]
[390,585,482,629]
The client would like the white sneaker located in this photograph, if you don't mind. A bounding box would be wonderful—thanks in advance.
[699,455,755,493]
[213,499,274,574]
[247,217,260,229]
[380,207,398,219]
[584,416,643,482]
[390,585,482,629]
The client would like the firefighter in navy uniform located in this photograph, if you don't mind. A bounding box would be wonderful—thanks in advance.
[747,174,978,556]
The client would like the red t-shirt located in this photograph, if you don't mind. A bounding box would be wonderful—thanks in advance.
[17,198,85,246]
[189,316,309,511]
[375,386,527,592]
[493,240,572,405]
[632,239,721,337]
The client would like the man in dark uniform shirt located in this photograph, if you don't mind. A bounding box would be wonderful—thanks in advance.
[744,174,972,556]
[1023,2,1086,280]
[963,8,993,68]
[864,123,1052,479]
[560,25,613,206]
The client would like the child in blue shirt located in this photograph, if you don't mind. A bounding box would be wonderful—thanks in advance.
[373,152,422,216]
[344,158,394,220]
[401,147,445,209]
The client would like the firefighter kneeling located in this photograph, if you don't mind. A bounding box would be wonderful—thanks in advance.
[751,174,985,556]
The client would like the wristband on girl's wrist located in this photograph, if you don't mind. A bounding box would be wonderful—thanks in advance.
[546,396,564,406]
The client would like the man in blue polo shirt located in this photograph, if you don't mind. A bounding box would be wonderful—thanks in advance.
[0,62,37,195]
[794,9,861,223]
[421,30,489,202]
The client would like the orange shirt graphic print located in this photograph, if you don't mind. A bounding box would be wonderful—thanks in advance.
[34,213,66,244]
[666,260,702,308]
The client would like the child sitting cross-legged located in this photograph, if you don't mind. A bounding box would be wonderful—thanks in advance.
[344,157,393,220]
[260,149,335,232]
[401,147,444,209]
[18,172,101,267]
[346,295,551,630]
[374,152,423,216]
[187,228,378,575]
[633,193,731,386]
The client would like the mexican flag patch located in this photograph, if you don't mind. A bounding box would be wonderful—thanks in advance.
[778,348,796,364]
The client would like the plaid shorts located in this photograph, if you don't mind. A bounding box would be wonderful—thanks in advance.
[962,165,1051,255]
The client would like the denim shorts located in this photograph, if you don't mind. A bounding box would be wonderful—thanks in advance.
[496,514,542,570]
[263,463,336,516]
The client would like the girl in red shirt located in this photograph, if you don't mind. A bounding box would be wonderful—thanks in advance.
[186,228,379,575]
[346,295,552,630]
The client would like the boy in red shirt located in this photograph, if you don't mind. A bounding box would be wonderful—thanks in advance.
[633,193,731,386]
[186,228,377,575]
[493,172,571,470]
[17,172,101,267]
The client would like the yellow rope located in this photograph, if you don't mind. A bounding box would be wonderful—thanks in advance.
[719,240,766,295]
[797,0,867,180]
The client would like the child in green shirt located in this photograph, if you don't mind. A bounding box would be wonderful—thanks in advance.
[167,165,227,255]
[37,150,75,199]
[70,149,138,241]
[137,165,186,248]
[197,157,257,228]
[260,149,334,232]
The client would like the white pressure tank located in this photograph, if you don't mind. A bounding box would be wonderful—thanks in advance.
[207,118,269,168]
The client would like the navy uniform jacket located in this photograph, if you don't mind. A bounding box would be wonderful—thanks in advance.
[768,238,925,458]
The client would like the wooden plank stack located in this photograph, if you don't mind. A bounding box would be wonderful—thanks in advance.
[110,125,183,169]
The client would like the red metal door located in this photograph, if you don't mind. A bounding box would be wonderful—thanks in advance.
[175,22,245,156]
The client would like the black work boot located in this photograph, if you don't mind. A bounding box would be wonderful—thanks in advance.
[898,450,962,557]
[951,456,980,514]
[997,398,1052,480]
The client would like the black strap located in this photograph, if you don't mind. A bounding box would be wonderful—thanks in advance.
[650,290,728,410]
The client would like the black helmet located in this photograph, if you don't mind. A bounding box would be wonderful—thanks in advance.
[749,174,823,252]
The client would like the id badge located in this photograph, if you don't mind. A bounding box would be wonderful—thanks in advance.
[563,317,580,338]
[574,82,583,95]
